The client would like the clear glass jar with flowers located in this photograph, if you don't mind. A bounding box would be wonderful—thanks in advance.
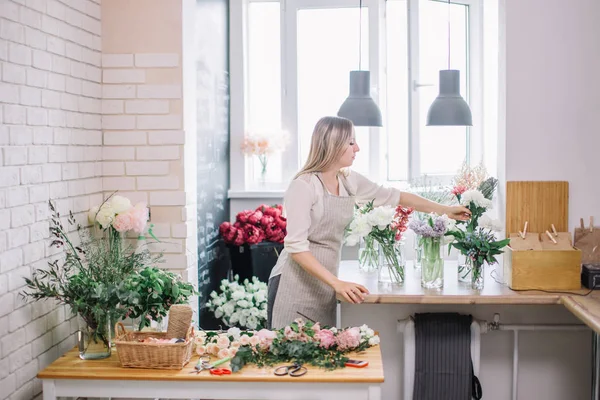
[22,196,157,359]
[409,214,454,289]
[446,226,510,290]
[240,131,288,185]
[345,202,413,284]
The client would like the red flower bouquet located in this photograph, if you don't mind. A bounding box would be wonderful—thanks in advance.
[219,204,287,246]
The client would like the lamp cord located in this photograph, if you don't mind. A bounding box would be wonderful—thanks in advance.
[447,0,451,70]
[359,0,363,71]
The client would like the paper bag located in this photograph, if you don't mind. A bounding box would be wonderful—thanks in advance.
[574,217,600,264]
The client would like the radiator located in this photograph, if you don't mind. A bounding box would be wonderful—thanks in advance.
[398,317,482,400]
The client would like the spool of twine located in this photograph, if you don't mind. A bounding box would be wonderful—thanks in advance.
[166,304,193,339]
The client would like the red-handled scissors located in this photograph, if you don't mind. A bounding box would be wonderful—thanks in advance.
[209,368,232,376]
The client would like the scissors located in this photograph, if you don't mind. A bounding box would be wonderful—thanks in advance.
[273,362,307,377]
[190,356,232,375]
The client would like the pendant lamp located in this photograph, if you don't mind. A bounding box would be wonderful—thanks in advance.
[337,0,382,127]
[426,0,472,126]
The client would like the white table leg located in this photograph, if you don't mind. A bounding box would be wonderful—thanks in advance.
[368,385,381,400]
[42,380,56,400]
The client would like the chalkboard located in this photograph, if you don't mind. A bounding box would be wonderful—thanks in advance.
[195,0,230,330]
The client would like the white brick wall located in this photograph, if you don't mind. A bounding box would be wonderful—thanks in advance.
[0,1,102,399]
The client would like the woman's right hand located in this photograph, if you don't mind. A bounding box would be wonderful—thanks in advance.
[333,280,369,304]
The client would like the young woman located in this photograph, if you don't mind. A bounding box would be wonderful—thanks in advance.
[267,116,471,329]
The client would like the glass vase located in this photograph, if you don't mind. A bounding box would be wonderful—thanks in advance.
[420,237,444,289]
[77,313,111,360]
[457,252,472,283]
[413,235,423,269]
[378,240,405,285]
[470,258,485,290]
[358,236,379,273]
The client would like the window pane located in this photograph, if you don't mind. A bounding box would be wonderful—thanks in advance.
[418,0,469,176]
[385,0,410,181]
[297,7,370,177]
[247,2,282,184]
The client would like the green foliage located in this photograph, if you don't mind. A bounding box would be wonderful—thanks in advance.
[122,266,197,331]
[448,227,510,267]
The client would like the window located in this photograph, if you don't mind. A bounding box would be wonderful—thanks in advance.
[231,0,490,191]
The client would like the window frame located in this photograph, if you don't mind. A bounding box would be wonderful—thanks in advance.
[229,0,484,193]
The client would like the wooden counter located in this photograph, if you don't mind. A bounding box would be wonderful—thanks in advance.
[340,260,600,335]
[339,260,590,305]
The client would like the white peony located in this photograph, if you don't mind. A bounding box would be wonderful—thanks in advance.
[345,234,360,247]
[348,214,373,237]
[95,205,115,229]
[367,206,396,230]
[109,195,132,214]
[460,190,492,209]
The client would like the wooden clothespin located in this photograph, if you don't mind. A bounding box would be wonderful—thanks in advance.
[591,216,595,233]
[551,224,558,237]
[518,230,525,239]
[593,245,598,253]
[545,230,558,244]
[523,221,528,238]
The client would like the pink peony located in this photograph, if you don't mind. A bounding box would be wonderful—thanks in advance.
[236,210,254,224]
[129,203,149,234]
[112,213,133,233]
[315,329,336,349]
[247,210,263,225]
[243,224,264,245]
[336,327,361,351]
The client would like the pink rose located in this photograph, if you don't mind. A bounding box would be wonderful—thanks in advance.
[195,345,207,356]
[257,329,276,341]
[112,213,133,233]
[217,348,230,359]
[216,335,230,349]
[249,335,260,347]
[239,334,251,346]
[315,329,336,349]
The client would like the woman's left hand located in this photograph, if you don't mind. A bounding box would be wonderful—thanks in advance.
[446,205,471,221]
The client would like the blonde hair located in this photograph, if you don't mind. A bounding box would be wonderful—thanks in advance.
[294,116,354,179]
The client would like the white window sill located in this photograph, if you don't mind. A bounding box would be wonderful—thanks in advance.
[228,188,286,199]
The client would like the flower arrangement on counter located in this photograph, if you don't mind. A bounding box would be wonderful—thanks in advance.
[344,201,413,283]
[450,161,501,283]
[409,213,454,289]
[194,319,380,372]
[445,226,510,289]
[205,275,268,330]
[219,204,287,246]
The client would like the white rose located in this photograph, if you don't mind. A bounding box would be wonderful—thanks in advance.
[227,327,241,340]
[254,291,266,304]
[231,290,246,301]
[229,312,240,324]
[368,336,380,346]
[95,205,115,229]
[109,195,132,214]
[237,300,250,309]
[246,316,258,330]
[366,328,374,337]
[214,306,224,319]
[222,302,235,317]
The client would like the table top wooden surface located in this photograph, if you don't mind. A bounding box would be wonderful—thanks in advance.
[37,343,384,383]
[339,260,590,305]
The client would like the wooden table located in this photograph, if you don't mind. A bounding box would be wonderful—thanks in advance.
[37,344,384,400]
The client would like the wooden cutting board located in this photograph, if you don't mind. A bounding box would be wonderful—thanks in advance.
[506,181,569,236]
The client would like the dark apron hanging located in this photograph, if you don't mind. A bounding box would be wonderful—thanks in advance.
[413,313,483,400]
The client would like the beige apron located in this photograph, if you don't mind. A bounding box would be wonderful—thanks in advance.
[270,173,355,329]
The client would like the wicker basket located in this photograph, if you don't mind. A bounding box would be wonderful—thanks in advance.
[114,322,194,370]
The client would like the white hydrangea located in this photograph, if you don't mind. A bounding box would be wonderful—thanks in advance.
[206,276,269,330]
[460,190,492,209]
